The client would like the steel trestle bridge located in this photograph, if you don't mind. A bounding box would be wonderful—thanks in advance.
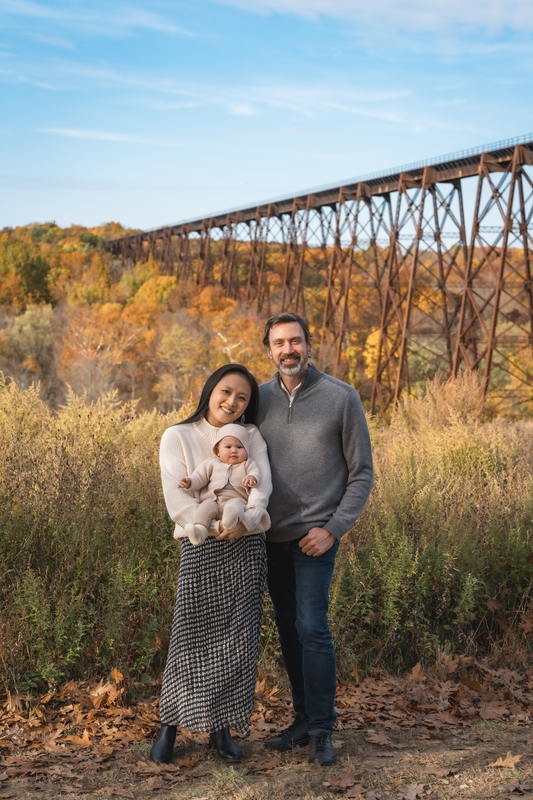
[109,134,533,416]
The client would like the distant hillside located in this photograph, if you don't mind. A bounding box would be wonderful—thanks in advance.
[0,223,271,410]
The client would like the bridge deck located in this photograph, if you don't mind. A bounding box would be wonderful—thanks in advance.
[112,133,533,242]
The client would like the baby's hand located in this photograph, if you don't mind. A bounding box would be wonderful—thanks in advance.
[178,477,192,489]
[242,475,258,487]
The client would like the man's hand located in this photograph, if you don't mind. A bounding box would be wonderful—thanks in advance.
[216,521,247,541]
[299,527,336,557]
[242,475,258,487]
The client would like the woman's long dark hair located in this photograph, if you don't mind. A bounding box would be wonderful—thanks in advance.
[178,364,259,426]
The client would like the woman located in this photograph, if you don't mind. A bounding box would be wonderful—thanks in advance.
[150,364,272,764]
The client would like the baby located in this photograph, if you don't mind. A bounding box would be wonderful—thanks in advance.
[178,423,262,545]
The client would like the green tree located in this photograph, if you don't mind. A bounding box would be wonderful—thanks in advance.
[0,234,51,304]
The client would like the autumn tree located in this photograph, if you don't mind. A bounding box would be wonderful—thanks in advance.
[0,304,54,390]
[0,233,51,306]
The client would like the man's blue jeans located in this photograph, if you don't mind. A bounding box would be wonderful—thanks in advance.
[266,536,340,733]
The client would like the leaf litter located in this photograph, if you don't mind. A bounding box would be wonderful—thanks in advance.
[1,656,533,797]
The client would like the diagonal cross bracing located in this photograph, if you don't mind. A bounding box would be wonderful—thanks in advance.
[108,134,533,417]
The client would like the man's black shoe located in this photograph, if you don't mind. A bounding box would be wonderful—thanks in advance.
[209,727,242,762]
[308,731,336,766]
[149,724,177,763]
[265,712,309,751]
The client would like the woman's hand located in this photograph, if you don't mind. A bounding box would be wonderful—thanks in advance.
[216,521,247,540]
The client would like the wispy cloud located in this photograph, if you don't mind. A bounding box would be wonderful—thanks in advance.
[0,66,57,88]
[42,128,182,146]
[0,174,270,193]
[0,0,193,37]
[230,103,256,116]
[2,54,483,138]
[213,0,533,33]
[432,98,467,108]
[211,84,410,119]
[26,32,75,49]
[326,102,403,123]
[129,99,201,111]
[4,58,412,121]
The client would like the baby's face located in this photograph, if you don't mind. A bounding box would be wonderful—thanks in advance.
[217,436,248,465]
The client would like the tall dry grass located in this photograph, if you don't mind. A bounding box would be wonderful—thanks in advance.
[1,371,533,690]
[0,375,186,690]
[326,372,533,674]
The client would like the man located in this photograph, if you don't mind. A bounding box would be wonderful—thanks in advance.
[256,312,374,766]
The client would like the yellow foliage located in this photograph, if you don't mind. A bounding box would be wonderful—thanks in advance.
[134,275,177,305]
[364,329,381,379]
[187,286,237,319]
[66,253,111,306]
[115,257,160,303]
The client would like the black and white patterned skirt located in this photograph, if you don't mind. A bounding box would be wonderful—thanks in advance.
[159,535,267,735]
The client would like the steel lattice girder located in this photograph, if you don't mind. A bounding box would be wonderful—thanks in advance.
[108,135,533,416]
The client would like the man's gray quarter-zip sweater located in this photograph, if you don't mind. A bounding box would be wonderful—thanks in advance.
[257,363,374,543]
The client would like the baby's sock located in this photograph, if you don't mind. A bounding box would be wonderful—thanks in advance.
[185,523,208,546]
[222,505,240,531]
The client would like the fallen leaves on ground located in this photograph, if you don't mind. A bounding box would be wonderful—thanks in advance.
[323,766,362,791]
[494,778,532,794]
[245,757,285,775]
[1,656,533,795]
[490,752,524,769]
[365,732,392,746]
[396,784,426,799]
[423,767,458,777]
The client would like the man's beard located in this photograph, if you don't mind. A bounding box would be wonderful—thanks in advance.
[276,352,309,377]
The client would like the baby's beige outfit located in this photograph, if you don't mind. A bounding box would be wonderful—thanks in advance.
[187,456,260,530]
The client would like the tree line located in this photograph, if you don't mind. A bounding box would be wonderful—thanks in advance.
[0,222,273,411]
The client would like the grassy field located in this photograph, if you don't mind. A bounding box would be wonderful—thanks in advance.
[1,371,533,691]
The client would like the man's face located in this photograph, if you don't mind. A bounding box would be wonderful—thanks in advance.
[267,322,311,377]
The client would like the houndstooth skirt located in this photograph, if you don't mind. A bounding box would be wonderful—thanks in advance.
[159,535,267,735]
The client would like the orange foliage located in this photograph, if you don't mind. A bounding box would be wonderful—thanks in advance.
[3,221,530,414]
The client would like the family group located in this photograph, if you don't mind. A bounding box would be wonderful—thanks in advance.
[150,311,374,767]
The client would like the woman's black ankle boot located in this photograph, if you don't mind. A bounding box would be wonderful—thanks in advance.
[209,727,241,762]
[150,724,177,763]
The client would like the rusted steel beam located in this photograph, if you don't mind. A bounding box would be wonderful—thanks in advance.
[107,135,533,417]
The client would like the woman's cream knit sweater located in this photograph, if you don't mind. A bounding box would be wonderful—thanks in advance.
[160,418,272,539]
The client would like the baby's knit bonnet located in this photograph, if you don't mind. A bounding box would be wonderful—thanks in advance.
[213,423,249,454]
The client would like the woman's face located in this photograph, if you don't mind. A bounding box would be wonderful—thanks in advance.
[206,373,252,427]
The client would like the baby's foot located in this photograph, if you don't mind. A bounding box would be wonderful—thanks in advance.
[222,506,240,531]
[185,523,208,545]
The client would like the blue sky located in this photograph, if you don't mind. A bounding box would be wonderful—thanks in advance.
[1,0,532,229]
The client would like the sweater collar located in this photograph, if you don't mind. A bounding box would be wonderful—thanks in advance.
[194,416,220,442]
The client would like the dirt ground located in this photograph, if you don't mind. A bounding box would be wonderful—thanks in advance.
[2,722,533,800]
[2,657,533,800]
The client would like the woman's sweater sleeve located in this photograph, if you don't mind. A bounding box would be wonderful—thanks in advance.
[243,426,272,533]
[160,426,202,530]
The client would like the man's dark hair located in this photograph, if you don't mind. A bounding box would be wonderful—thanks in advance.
[178,363,259,426]
[262,312,312,347]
